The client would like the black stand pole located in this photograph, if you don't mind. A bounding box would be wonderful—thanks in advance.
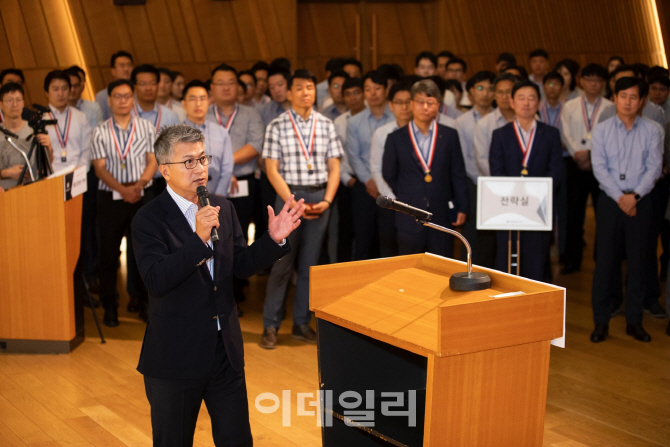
[82,273,105,344]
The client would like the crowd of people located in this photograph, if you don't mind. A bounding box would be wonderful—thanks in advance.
[1,48,669,346]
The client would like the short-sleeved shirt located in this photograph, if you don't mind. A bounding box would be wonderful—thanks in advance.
[131,101,181,135]
[262,109,343,185]
[95,88,111,121]
[0,122,35,190]
[206,103,264,177]
[183,119,234,198]
[91,116,156,191]
[75,98,103,130]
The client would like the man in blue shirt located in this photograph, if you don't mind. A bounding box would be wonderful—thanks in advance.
[95,51,133,120]
[590,77,662,343]
[320,70,349,121]
[316,58,344,111]
[346,70,394,260]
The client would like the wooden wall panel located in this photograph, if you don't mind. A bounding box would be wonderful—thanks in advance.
[71,0,297,94]
[0,0,665,106]
[0,0,88,105]
[298,0,667,82]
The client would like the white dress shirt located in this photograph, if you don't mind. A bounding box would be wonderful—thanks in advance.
[560,96,614,156]
[46,105,92,173]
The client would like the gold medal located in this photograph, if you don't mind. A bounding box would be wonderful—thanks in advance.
[307,163,312,170]
[120,162,127,170]
[586,133,591,140]
[424,173,432,183]
[521,168,528,176]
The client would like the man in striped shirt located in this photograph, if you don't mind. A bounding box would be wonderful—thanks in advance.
[91,79,158,327]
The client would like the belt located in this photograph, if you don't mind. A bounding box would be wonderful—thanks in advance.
[236,173,256,181]
[288,183,327,192]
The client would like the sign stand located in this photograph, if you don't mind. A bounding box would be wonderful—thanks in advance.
[508,230,521,275]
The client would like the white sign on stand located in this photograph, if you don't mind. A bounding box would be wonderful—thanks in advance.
[476,176,553,231]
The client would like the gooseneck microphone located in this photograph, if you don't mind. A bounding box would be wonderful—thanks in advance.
[376,195,433,222]
[376,195,491,291]
[196,186,220,244]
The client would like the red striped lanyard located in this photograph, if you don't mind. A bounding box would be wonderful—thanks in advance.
[215,105,238,131]
[513,120,536,168]
[287,109,317,163]
[109,117,137,163]
[408,120,438,174]
[49,107,71,148]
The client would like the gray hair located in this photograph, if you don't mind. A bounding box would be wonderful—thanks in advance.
[154,124,206,165]
[410,79,441,100]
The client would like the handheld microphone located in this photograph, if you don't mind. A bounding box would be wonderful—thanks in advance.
[376,195,433,222]
[0,127,19,139]
[196,186,220,244]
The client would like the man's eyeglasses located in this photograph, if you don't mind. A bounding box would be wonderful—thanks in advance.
[111,93,133,101]
[163,155,212,169]
[392,99,411,107]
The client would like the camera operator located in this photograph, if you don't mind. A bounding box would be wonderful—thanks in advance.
[43,70,91,173]
[0,83,52,190]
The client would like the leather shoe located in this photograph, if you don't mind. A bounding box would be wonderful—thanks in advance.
[643,301,667,319]
[626,323,651,342]
[590,324,608,343]
[260,327,277,350]
[292,324,317,343]
[103,308,119,327]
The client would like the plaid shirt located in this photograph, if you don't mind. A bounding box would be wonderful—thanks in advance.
[262,108,343,185]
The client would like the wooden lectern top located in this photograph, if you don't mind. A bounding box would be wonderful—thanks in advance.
[310,254,564,358]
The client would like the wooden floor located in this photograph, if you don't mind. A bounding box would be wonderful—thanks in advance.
[1,207,669,447]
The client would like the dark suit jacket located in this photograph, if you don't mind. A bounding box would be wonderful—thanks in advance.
[382,123,469,233]
[489,121,562,188]
[131,190,290,380]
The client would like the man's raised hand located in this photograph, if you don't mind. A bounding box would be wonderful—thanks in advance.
[268,194,306,243]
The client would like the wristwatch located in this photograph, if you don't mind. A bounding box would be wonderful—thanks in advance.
[634,193,641,201]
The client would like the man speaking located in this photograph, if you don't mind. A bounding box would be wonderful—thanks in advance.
[131,124,305,446]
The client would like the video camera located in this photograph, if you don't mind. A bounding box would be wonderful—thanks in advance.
[22,104,57,135]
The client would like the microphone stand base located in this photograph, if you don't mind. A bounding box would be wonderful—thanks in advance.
[449,272,491,291]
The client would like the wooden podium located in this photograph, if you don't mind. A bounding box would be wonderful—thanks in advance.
[0,175,84,353]
[310,254,564,447]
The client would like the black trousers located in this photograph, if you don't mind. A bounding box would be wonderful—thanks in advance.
[351,181,379,260]
[377,206,398,258]
[229,174,258,241]
[253,171,274,241]
[643,179,666,306]
[397,225,454,258]
[459,179,497,268]
[144,333,252,447]
[564,159,601,268]
[591,195,652,325]
[74,169,100,300]
[97,190,150,310]
[230,175,258,300]
[495,230,552,283]
[336,183,354,262]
